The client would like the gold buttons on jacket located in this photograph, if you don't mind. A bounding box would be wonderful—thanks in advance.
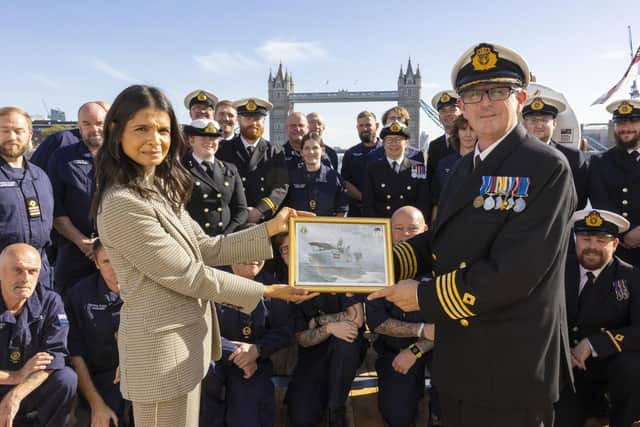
[218,222,224,227]
[203,208,209,213]
[203,194,209,199]
[224,181,229,186]
[459,261,467,269]
[381,183,386,188]
[432,253,437,261]
[204,223,210,228]
[623,187,629,193]
[460,319,469,327]
[622,200,629,205]
[217,193,222,198]
[387,195,392,199]
[195,181,201,186]
[217,207,222,212]
[386,206,391,211]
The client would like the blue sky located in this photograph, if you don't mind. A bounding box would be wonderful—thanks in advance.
[2,0,639,148]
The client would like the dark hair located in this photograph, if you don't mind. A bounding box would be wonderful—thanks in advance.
[90,85,192,218]
[448,115,471,152]
[300,133,324,150]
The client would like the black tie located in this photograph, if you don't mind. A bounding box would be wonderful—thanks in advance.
[392,161,399,174]
[246,145,254,157]
[203,161,215,178]
[630,151,640,162]
[473,154,482,171]
[579,271,595,308]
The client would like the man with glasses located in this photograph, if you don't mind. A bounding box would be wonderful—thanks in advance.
[370,42,576,426]
[522,90,588,209]
[184,90,218,121]
[426,91,460,184]
[589,99,640,267]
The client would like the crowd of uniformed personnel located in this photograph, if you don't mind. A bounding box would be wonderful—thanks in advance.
[0,40,639,427]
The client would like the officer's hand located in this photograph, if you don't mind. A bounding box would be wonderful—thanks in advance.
[241,361,258,379]
[229,342,259,369]
[77,237,97,261]
[367,280,420,312]
[263,285,319,303]
[265,207,315,236]
[622,227,640,248]
[392,348,417,375]
[326,321,359,343]
[0,391,21,427]
[15,352,53,384]
[346,303,365,328]
[571,339,592,370]
[90,398,118,427]
[247,207,263,224]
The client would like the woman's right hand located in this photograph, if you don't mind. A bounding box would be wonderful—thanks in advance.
[263,284,319,303]
[265,207,315,237]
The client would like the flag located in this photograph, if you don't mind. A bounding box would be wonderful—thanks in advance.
[591,46,640,105]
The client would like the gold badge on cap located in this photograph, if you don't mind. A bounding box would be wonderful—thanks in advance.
[440,94,451,103]
[618,102,633,115]
[246,100,257,111]
[531,98,545,111]
[471,44,498,71]
[585,211,604,227]
[390,122,402,132]
[204,123,218,134]
[197,92,208,101]
[9,351,21,364]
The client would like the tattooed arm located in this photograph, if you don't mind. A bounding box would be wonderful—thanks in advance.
[311,303,364,328]
[296,320,361,348]
[374,319,435,341]
[296,324,332,348]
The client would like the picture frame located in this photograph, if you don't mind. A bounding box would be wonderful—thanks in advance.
[288,216,395,293]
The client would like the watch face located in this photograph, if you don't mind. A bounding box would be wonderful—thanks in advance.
[410,345,420,355]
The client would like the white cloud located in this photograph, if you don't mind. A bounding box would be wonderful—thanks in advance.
[31,73,61,90]
[193,52,261,73]
[91,58,137,82]
[255,40,328,63]
[599,50,629,60]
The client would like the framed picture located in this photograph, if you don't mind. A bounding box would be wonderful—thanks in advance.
[288,217,394,293]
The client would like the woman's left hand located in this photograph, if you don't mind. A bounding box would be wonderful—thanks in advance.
[265,207,315,237]
[264,284,319,303]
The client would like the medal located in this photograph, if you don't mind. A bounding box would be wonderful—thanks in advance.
[242,325,252,338]
[514,198,526,212]
[512,177,531,213]
[473,196,484,208]
[483,197,495,210]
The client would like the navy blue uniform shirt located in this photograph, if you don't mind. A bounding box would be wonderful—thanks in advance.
[283,141,339,170]
[30,128,82,171]
[285,164,349,216]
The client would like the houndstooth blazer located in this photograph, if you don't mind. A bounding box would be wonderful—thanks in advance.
[97,186,270,403]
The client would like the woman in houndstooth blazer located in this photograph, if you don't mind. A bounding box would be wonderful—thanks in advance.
[90,85,313,427]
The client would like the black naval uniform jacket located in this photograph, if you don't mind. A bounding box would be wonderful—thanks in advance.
[184,152,247,236]
[565,254,640,359]
[362,157,431,219]
[589,146,640,266]
[426,134,455,182]
[397,125,576,408]
[217,136,289,220]
[550,140,588,210]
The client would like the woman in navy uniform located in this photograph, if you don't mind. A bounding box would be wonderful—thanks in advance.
[184,119,248,236]
[432,115,477,216]
[556,209,640,427]
[285,133,349,217]
[0,107,55,289]
[199,224,292,427]
[362,121,431,219]
[65,239,129,426]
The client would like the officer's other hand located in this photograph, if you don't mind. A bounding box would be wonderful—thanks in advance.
[265,207,316,236]
[0,391,21,427]
[392,348,417,375]
[367,280,420,312]
[571,339,592,370]
[90,398,119,427]
[229,342,259,369]
[622,226,640,248]
[326,321,359,343]
[247,207,263,224]
[113,366,120,384]
[15,352,53,383]
[241,361,258,379]
[263,285,319,303]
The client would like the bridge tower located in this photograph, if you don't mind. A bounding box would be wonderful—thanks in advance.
[397,58,422,145]
[268,62,294,145]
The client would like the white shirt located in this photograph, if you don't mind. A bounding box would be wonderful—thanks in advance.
[386,156,404,170]
[240,135,258,152]
[192,153,214,166]
[473,123,518,163]
[578,264,606,295]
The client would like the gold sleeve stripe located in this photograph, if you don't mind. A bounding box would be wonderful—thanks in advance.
[444,272,471,319]
[393,246,408,280]
[450,271,475,317]
[404,242,418,278]
[606,330,622,352]
[262,197,276,214]
[436,274,461,320]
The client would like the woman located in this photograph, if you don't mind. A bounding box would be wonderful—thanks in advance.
[431,115,477,211]
[183,118,247,235]
[90,85,314,427]
[362,121,431,219]
[285,133,349,217]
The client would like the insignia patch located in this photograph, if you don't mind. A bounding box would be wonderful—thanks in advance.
[9,351,21,364]
[57,313,69,326]
[585,211,603,227]
[197,92,208,101]
[471,44,498,71]
[440,94,451,103]
[242,325,252,337]
[618,102,633,115]
[531,98,545,111]
[0,181,17,188]
[246,100,257,111]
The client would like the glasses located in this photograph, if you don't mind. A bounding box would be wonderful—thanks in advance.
[524,116,554,125]
[460,87,516,104]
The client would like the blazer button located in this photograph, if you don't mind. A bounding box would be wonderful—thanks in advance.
[203,208,209,213]
[203,194,209,199]
[242,177,246,182]
[386,206,391,211]
[261,177,265,181]
[623,212,629,217]
[381,183,386,188]
[217,207,222,212]
[399,195,404,200]
[204,223,210,228]
[432,253,437,260]
[460,319,469,327]
[406,186,412,190]
[224,181,229,186]
[260,187,265,191]
[195,181,201,186]
[459,261,467,269]
[622,200,628,205]
[623,187,629,193]
[572,339,579,345]
[218,222,224,227]
[387,194,392,199]
[572,326,579,332]
[216,194,221,198]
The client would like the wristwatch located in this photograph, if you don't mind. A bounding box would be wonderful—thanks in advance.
[408,343,423,358]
